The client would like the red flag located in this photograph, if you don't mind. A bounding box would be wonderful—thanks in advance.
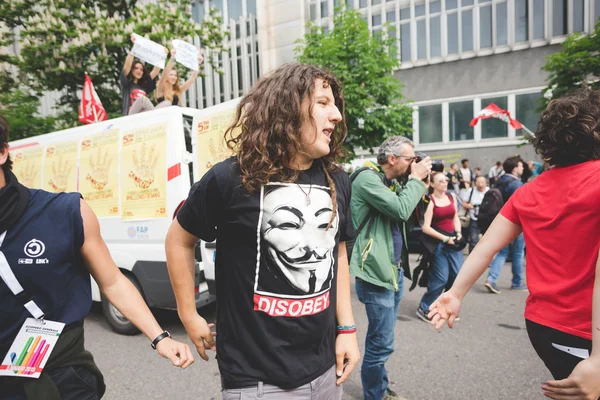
[79,72,107,124]
[470,103,523,129]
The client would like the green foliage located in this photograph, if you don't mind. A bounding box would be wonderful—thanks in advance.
[0,0,227,128]
[0,88,57,141]
[542,21,600,107]
[295,8,413,158]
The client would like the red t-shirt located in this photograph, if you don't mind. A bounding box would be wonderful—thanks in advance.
[500,160,600,339]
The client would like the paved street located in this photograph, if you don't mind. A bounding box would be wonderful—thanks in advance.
[84,257,549,400]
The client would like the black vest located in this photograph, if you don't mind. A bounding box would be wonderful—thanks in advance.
[0,190,89,358]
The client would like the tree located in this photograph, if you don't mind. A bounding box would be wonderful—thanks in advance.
[0,88,57,141]
[541,21,600,106]
[295,8,413,158]
[0,0,227,124]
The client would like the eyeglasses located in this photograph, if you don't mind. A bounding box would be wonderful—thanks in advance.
[394,155,417,162]
[435,178,449,183]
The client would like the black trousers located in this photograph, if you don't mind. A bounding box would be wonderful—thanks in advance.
[0,365,100,400]
[526,319,593,380]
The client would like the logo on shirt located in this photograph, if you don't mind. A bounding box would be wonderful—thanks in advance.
[253,183,338,318]
[19,239,49,265]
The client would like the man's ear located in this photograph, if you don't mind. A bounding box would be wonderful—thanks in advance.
[0,144,8,168]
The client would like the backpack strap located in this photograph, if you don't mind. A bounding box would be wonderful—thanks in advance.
[350,167,386,238]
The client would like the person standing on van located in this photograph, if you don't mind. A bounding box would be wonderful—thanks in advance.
[120,35,162,116]
[165,63,360,399]
[0,115,194,400]
[349,136,431,400]
[427,89,600,399]
[128,48,204,115]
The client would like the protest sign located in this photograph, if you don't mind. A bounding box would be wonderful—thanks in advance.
[131,33,167,69]
[172,39,199,71]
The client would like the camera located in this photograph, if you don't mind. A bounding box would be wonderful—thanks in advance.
[414,152,445,173]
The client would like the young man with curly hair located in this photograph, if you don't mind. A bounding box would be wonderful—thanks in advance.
[429,89,600,400]
[165,63,359,399]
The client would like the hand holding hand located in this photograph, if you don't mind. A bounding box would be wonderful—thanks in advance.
[428,290,462,330]
[170,48,177,58]
[335,333,360,386]
[155,337,194,369]
[542,357,600,399]
[182,313,216,361]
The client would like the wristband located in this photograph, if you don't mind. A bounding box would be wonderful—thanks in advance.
[151,331,171,350]
[337,325,357,334]
[443,236,450,244]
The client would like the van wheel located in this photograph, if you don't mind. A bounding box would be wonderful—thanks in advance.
[101,273,142,335]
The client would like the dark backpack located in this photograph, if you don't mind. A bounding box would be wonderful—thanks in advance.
[476,188,504,233]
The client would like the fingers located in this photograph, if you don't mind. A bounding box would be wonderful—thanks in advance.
[180,344,195,369]
[336,356,357,386]
[194,339,209,361]
[335,351,345,380]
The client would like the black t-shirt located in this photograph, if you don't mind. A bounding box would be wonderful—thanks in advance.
[120,70,156,115]
[177,156,354,389]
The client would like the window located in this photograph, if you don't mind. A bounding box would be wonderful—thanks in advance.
[192,0,205,22]
[496,1,508,46]
[596,0,600,21]
[480,4,492,49]
[553,0,567,36]
[430,1,442,58]
[247,0,256,15]
[400,20,411,62]
[516,92,543,135]
[533,0,545,39]
[372,13,382,26]
[360,0,368,8]
[447,12,459,54]
[515,0,528,42]
[481,97,508,138]
[573,0,584,33]
[419,105,443,143]
[449,101,474,141]
[228,0,243,19]
[310,3,317,20]
[346,0,354,9]
[447,0,459,54]
[416,4,426,59]
[321,0,329,18]
[373,0,381,4]
[462,8,474,51]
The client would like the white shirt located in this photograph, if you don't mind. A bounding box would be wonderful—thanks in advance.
[460,167,471,182]
[459,187,489,220]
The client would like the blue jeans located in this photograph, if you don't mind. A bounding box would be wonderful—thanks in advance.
[487,233,525,287]
[355,269,404,400]
[419,243,463,311]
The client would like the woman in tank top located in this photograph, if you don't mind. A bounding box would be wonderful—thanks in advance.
[129,47,204,115]
[416,171,464,322]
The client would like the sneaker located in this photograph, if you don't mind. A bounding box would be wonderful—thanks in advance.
[383,388,407,400]
[484,280,501,294]
[416,307,432,323]
[511,284,528,291]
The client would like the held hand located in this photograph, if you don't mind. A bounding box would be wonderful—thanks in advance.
[428,290,462,330]
[130,34,136,43]
[409,157,433,181]
[170,48,177,58]
[542,357,600,399]
[335,333,360,386]
[447,237,456,245]
[198,53,204,64]
[456,233,462,241]
[155,337,195,369]
[182,314,216,361]
[164,47,169,56]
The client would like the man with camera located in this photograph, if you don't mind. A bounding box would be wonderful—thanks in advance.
[349,136,431,400]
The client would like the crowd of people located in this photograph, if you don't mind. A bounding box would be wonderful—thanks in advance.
[0,62,599,400]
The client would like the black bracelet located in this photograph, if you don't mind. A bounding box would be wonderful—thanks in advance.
[151,331,171,350]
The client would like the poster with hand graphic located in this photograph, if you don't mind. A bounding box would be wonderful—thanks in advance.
[10,145,44,189]
[43,141,79,193]
[196,108,238,179]
[79,129,120,217]
[120,123,167,220]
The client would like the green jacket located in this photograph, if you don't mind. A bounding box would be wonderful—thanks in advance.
[349,162,427,291]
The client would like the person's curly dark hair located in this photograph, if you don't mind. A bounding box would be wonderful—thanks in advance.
[532,89,600,166]
[0,115,12,172]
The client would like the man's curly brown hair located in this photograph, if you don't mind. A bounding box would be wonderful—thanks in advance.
[224,63,347,228]
[0,115,12,173]
[532,89,600,166]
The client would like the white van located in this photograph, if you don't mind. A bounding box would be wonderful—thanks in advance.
[8,101,240,334]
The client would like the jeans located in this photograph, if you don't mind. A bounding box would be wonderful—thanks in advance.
[355,269,404,400]
[467,220,481,253]
[419,243,463,311]
[487,233,525,287]
[221,365,341,400]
